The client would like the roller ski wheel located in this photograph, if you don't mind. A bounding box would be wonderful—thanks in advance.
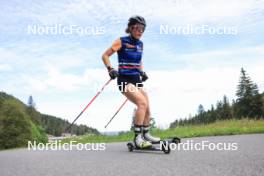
[172,137,181,144]
[127,142,134,152]
[161,143,171,154]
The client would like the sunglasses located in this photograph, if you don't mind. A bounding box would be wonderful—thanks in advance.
[132,24,145,33]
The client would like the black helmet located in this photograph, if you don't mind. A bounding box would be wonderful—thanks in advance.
[128,15,146,27]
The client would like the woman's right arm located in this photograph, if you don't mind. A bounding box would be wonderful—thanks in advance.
[102,48,115,70]
[102,38,121,70]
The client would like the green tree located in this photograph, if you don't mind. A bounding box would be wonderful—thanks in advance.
[26,95,40,124]
[0,100,33,149]
[262,93,264,114]
[209,104,217,122]
[235,68,263,118]
[198,104,205,115]
[170,119,179,128]
[196,104,205,124]
[27,95,36,108]
[221,95,232,120]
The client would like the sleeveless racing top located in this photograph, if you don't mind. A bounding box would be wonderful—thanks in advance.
[114,36,143,75]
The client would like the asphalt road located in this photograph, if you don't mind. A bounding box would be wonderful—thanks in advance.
[0,134,264,176]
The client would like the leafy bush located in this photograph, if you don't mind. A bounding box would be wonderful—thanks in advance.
[0,100,47,149]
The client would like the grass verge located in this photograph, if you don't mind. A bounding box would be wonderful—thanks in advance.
[62,119,264,144]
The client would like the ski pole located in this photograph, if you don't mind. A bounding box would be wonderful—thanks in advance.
[105,98,128,128]
[65,79,112,132]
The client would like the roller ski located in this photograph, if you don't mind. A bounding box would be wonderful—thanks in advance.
[127,125,180,154]
[127,136,181,154]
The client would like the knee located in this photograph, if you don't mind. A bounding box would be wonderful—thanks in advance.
[145,107,150,116]
[137,100,148,111]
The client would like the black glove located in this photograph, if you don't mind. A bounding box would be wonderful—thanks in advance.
[107,67,119,79]
[140,71,148,82]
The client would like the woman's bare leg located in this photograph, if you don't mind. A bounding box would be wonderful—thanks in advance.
[122,83,152,147]
[139,88,161,143]
[139,88,151,126]
[122,84,147,125]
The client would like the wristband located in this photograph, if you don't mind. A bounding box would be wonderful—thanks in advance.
[107,66,113,71]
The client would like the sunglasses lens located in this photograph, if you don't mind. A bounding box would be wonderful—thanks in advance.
[139,27,145,32]
[133,25,145,32]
